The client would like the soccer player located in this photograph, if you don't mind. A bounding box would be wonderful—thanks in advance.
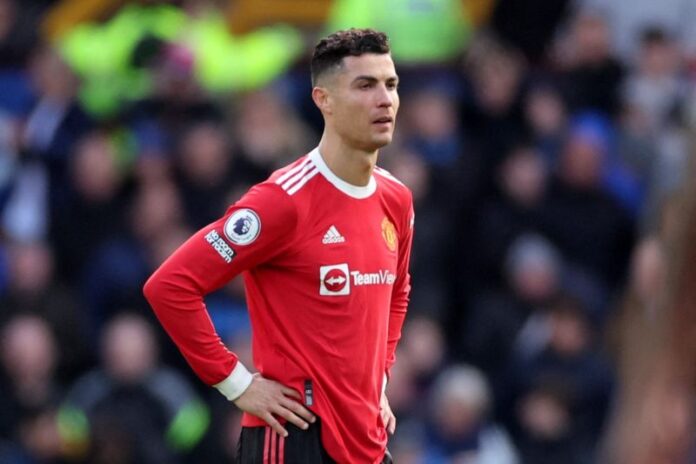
[143,28,413,463]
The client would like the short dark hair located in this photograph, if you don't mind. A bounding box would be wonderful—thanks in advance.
[311,29,390,86]
[640,25,671,46]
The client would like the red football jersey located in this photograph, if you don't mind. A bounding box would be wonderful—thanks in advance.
[144,148,414,463]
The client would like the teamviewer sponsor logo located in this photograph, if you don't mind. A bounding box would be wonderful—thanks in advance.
[320,264,396,296]
[350,270,396,285]
[320,264,350,296]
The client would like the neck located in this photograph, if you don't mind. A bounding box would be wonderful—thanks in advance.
[317,132,378,186]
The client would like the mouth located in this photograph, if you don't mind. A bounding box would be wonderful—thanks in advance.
[372,116,393,126]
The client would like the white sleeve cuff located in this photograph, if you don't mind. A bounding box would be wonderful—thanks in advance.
[214,361,254,401]
[382,373,388,395]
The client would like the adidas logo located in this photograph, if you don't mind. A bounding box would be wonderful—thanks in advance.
[322,225,346,244]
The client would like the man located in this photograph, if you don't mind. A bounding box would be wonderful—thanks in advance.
[144,28,413,463]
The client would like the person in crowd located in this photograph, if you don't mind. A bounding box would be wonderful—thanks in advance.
[50,130,132,284]
[503,293,615,459]
[0,315,64,463]
[544,117,636,288]
[523,79,569,166]
[0,240,90,379]
[425,365,519,463]
[554,8,625,117]
[59,313,209,464]
[514,379,592,464]
[619,26,690,230]
[3,44,92,243]
[473,144,550,287]
[232,89,316,185]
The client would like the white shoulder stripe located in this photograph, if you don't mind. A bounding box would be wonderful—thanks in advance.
[281,161,315,191]
[374,167,406,187]
[276,157,311,185]
[287,167,319,195]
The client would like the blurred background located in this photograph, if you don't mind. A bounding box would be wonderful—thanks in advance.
[0,0,694,463]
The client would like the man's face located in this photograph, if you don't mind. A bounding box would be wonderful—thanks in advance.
[321,53,399,151]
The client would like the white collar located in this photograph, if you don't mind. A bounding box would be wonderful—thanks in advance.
[309,147,376,199]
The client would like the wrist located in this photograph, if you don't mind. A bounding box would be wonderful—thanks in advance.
[214,361,253,401]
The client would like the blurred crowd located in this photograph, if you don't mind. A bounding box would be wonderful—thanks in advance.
[0,0,693,463]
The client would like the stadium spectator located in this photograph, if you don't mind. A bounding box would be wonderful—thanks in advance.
[425,365,519,463]
[543,118,636,287]
[503,294,615,459]
[491,0,572,64]
[399,316,447,400]
[383,147,458,318]
[402,87,465,169]
[554,8,625,117]
[461,35,527,191]
[173,118,235,229]
[232,89,317,185]
[0,240,90,380]
[514,379,591,464]
[523,79,569,166]
[623,27,687,133]
[393,85,484,323]
[50,130,131,285]
[4,44,92,243]
[619,26,691,229]
[0,315,63,463]
[79,179,187,341]
[578,0,696,61]
[58,313,209,464]
[0,0,42,68]
[473,144,550,287]
[462,234,563,382]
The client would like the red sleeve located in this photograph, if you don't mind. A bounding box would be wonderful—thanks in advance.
[143,183,297,386]
[385,194,414,378]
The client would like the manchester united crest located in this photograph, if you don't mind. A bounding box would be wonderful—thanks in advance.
[381,217,397,252]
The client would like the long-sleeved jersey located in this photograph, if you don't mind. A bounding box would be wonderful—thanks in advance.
[144,148,414,463]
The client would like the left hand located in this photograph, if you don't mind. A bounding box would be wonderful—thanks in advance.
[380,391,396,435]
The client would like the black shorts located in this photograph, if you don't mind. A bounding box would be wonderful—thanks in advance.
[235,419,393,464]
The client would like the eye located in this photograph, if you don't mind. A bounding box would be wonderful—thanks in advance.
[360,82,372,90]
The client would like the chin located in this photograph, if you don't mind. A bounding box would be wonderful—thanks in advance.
[351,132,393,152]
[371,134,393,149]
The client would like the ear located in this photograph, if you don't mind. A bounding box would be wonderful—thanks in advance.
[312,86,332,115]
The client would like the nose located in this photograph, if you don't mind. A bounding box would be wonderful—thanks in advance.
[376,84,394,108]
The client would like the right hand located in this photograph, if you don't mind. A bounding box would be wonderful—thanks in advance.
[233,373,316,437]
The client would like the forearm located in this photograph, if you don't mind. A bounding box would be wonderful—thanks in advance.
[143,269,240,386]
[385,300,407,376]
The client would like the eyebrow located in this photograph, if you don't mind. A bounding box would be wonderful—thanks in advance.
[352,75,400,85]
